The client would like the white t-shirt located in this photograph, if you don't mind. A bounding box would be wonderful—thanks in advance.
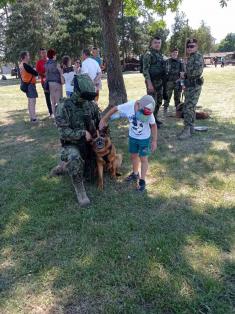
[63,71,75,93]
[81,57,101,81]
[117,100,156,140]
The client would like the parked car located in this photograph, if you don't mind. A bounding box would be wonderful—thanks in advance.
[121,57,140,72]
[11,67,19,78]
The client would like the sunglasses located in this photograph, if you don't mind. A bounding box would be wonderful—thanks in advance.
[187,44,196,48]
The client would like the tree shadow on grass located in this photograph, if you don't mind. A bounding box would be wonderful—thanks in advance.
[0,109,234,313]
[1,187,234,313]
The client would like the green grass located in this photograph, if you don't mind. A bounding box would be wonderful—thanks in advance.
[0,67,235,314]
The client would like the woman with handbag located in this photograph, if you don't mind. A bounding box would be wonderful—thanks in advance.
[45,49,64,117]
[19,51,38,123]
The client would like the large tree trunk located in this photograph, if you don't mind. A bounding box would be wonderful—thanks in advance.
[98,0,127,106]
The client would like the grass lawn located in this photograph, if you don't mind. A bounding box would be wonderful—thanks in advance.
[0,67,235,314]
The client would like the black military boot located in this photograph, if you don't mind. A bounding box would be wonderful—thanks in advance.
[71,175,90,207]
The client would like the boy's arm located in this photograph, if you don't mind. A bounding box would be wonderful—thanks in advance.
[99,106,118,130]
[150,123,158,152]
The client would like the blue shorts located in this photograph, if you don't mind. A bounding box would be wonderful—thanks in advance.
[128,136,151,157]
[26,84,38,99]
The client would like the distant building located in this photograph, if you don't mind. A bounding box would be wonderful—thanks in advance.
[203,52,235,65]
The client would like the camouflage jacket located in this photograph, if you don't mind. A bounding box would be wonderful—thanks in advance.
[166,58,184,81]
[186,52,204,80]
[55,97,100,143]
[142,48,166,81]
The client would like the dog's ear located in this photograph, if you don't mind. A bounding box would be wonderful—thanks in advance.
[100,125,109,137]
[91,129,98,139]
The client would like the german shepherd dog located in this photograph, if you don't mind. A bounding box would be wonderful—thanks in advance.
[91,127,122,190]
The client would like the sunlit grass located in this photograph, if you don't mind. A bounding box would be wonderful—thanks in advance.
[0,67,235,313]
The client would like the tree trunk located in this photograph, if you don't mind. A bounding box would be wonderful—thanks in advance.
[98,0,127,106]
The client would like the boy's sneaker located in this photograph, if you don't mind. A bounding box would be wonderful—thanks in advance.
[137,179,146,192]
[125,172,139,182]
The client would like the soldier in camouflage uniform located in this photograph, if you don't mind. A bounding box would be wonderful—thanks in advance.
[51,74,100,206]
[178,38,204,140]
[163,48,184,113]
[142,36,166,127]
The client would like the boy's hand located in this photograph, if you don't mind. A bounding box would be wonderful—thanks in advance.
[85,131,92,142]
[99,119,107,130]
[151,141,157,152]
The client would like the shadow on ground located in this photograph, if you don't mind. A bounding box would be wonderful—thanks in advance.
[0,108,234,313]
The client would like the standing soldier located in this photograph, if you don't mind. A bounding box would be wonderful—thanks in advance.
[163,48,185,114]
[50,74,100,206]
[178,38,204,140]
[142,36,166,128]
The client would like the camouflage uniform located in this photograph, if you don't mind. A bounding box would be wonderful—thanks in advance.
[164,58,184,109]
[53,74,100,206]
[178,51,204,139]
[183,52,204,127]
[142,48,166,118]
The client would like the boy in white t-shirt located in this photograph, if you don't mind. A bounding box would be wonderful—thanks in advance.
[62,55,75,97]
[99,95,157,192]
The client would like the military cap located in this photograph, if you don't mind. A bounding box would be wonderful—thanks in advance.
[186,38,198,45]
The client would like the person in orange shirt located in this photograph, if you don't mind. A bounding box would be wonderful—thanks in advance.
[19,51,38,122]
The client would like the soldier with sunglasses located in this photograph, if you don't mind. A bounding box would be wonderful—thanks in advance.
[178,38,204,140]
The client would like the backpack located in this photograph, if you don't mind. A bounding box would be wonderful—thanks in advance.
[73,73,97,100]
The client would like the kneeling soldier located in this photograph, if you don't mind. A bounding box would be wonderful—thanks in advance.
[51,74,100,206]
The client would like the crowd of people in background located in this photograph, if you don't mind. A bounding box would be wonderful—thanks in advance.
[18,36,205,201]
[19,47,103,123]
[19,37,204,141]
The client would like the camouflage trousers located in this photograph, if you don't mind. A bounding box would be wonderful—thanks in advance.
[146,79,163,117]
[60,144,96,182]
[164,81,182,108]
[183,85,202,127]
[61,145,84,179]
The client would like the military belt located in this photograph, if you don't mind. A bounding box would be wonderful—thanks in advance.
[61,139,84,146]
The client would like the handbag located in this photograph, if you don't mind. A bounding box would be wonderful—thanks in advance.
[20,75,33,93]
[42,80,49,92]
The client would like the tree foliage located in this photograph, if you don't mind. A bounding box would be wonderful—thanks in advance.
[217,33,235,52]
[169,11,192,56]
[169,13,215,56]
[50,0,102,60]
[193,21,215,54]
[5,0,51,63]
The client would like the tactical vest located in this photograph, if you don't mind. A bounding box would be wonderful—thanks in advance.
[148,50,165,80]
[166,59,182,81]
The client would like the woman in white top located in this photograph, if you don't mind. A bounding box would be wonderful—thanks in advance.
[62,55,76,97]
